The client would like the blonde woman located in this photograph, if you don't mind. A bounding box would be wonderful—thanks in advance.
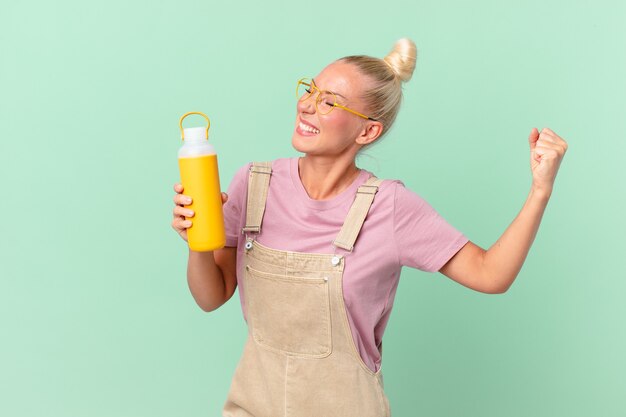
[172,38,568,416]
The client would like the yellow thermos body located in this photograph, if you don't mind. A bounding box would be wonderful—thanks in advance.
[177,112,225,252]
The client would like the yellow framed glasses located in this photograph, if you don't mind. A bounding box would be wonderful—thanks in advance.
[296,77,377,121]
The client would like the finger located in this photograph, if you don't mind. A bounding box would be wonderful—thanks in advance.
[543,127,568,150]
[533,145,560,158]
[537,136,567,155]
[528,127,539,150]
[537,137,559,148]
[173,206,194,218]
[173,194,192,206]
[532,145,547,162]
[174,183,184,193]
[222,192,229,203]
[535,144,557,156]
[542,127,561,139]
[541,128,564,145]
[172,217,192,230]
[172,218,187,231]
[539,131,559,145]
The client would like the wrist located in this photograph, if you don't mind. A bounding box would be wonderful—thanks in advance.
[530,184,552,201]
[189,247,216,257]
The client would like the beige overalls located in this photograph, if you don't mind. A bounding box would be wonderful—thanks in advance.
[222,161,391,417]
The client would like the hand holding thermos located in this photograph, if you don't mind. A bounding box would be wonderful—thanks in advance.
[171,112,226,251]
[172,183,228,244]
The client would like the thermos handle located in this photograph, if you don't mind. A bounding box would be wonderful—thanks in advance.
[179,111,211,140]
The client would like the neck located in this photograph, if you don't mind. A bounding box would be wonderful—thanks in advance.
[297,155,361,201]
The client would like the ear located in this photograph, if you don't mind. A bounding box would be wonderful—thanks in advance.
[355,121,384,146]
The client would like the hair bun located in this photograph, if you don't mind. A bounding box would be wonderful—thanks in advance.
[383,38,417,82]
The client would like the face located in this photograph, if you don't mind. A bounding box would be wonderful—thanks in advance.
[292,61,378,158]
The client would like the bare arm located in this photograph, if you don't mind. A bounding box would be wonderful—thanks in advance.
[439,127,568,294]
[172,183,238,312]
[187,246,238,312]
[483,187,550,292]
[440,188,550,294]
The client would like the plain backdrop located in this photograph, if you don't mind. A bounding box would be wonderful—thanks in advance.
[1,0,625,416]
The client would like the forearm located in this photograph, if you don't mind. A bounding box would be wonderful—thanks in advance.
[483,186,552,293]
[187,249,227,312]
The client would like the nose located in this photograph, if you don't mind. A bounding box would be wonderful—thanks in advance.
[297,95,316,115]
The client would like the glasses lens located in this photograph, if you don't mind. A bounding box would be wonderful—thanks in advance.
[316,91,336,115]
[297,79,313,101]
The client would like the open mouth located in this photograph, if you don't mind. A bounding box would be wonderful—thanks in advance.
[297,120,320,135]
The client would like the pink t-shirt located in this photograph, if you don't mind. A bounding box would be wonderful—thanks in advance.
[222,157,469,373]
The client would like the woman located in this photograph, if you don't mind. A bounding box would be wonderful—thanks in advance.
[171,38,568,416]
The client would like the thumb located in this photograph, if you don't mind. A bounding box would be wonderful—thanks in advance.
[528,127,539,151]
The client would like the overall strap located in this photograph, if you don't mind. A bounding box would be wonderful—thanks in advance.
[333,176,384,252]
[242,161,272,234]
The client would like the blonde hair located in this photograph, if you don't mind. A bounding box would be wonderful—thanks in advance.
[339,38,417,139]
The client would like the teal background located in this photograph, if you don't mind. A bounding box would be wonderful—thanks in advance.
[1,0,624,416]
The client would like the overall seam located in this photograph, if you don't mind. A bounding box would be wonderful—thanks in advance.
[336,266,383,377]
[284,356,289,417]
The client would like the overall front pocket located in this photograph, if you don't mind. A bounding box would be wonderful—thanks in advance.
[244,265,332,358]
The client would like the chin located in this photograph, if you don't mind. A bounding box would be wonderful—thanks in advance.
[291,133,313,154]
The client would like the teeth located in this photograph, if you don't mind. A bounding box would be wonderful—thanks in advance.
[299,122,320,134]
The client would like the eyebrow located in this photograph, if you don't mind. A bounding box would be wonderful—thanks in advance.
[312,78,347,100]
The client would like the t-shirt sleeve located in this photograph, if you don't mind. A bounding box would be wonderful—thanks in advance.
[223,162,251,247]
[393,181,469,272]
